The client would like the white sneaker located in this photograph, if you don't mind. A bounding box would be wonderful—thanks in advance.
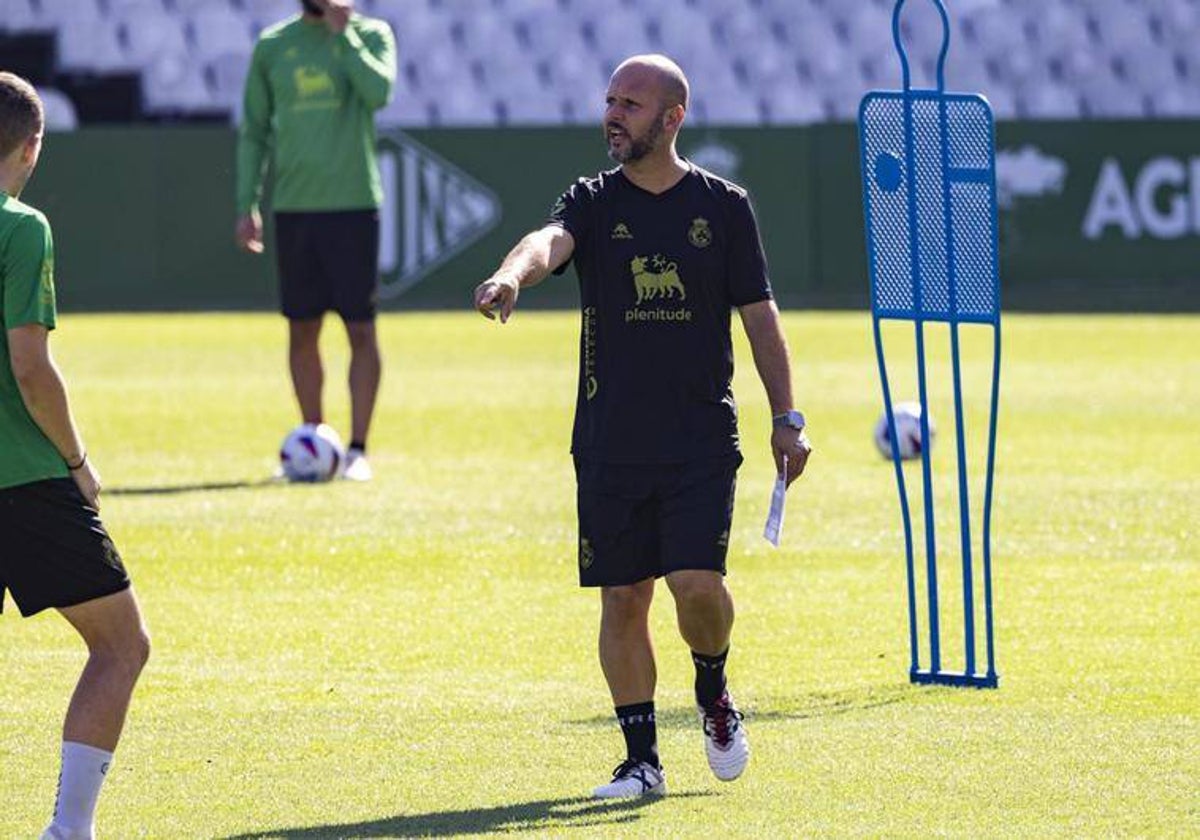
[699,690,749,781]
[342,449,373,482]
[592,759,666,799]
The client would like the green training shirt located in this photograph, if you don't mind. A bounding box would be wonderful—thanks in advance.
[237,14,397,214]
[0,192,68,490]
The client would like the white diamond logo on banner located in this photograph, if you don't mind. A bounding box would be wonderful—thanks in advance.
[377,131,502,299]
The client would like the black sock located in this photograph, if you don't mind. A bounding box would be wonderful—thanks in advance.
[349,441,366,454]
[615,702,659,768]
[692,647,729,708]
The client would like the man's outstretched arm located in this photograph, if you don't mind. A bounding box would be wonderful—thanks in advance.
[473,225,576,323]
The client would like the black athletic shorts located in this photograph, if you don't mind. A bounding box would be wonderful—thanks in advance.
[274,209,380,321]
[574,454,742,587]
[0,478,130,617]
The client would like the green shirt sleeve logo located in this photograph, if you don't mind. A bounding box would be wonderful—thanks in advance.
[39,249,55,309]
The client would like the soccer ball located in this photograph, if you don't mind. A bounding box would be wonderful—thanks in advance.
[873,402,935,460]
[279,423,345,482]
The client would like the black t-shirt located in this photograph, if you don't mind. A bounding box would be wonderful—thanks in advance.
[547,163,772,463]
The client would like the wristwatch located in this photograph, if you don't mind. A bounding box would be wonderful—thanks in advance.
[772,410,806,431]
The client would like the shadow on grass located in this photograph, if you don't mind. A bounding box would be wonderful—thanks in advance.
[223,793,712,839]
[107,478,282,496]
[567,683,917,729]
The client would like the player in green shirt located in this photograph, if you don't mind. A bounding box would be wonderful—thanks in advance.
[235,0,397,481]
[0,72,150,840]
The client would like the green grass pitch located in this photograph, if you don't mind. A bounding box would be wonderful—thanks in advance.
[1,311,1196,838]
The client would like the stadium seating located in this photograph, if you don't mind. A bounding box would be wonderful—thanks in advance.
[35,84,78,129]
[0,0,1196,127]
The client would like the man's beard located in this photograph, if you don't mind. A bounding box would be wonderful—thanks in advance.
[300,0,324,15]
[607,112,665,164]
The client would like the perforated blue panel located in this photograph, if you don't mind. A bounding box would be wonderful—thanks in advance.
[859,91,999,324]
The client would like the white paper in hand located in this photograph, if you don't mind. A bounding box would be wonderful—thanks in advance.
[763,455,787,547]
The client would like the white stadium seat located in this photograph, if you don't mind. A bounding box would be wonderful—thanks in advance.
[108,0,168,14]
[431,85,498,127]
[739,43,800,90]
[56,18,133,74]
[378,92,435,128]
[1018,82,1083,119]
[172,0,237,11]
[121,11,189,68]
[35,86,78,130]
[36,0,102,24]
[2,0,41,33]
[1079,73,1147,119]
[1147,85,1200,118]
[142,52,214,111]
[473,53,544,98]
[764,85,827,125]
[243,0,299,32]
[207,49,250,115]
[188,8,255,63]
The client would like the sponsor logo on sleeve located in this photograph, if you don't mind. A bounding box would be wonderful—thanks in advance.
[39,255,54,308]
[582,306,598,400]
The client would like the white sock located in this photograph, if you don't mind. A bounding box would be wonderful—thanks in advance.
[47,741,113,840]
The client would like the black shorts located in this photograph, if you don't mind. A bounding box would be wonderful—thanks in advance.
[574,454,742,587]
[0,478,130,617]
[274,209,380,321]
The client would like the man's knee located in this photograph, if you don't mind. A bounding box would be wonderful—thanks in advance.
[344,320,378,352]
[601,581,654,622]
[666,570,726,609]
[89,625,149,685]
[288,319,323,352]
[113,622,150,672]
[129,627,151,673]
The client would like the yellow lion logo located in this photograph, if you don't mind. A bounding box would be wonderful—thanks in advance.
[630,255,686,304]
[294,67,335,98]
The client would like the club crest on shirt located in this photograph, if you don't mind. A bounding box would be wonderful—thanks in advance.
[688,217,712,248]
[579,537,595,569]
[294,66,335,98]
[611,222,633,240]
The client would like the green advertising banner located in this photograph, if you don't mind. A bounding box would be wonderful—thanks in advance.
[20,123,1200,312]
[24,127,275,311]
[991,120,1200,309]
